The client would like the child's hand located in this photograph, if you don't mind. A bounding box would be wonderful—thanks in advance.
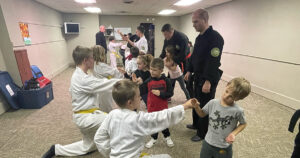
[117,67,125,74]
[183,99,195,109]
[225,133,235,144]
[191,98,200,108]
[132,73,138,82]
[151,90,160,96]
[137,77,143,85]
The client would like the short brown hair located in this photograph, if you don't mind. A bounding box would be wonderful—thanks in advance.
[150,58,164,70]
[130,47,139,58]
[72,46,92,66]
[112,79,139,108]
[138,54,153,69]
[194,9,209,23]
[165,45,177,57]
[92,45,106,64]
[227,77,251,100]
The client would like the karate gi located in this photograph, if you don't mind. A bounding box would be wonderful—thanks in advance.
[134,36,148,54]
[54,67,120,156]
[94,105,186,158]
[93,62,123,112]
[108,42,123,68]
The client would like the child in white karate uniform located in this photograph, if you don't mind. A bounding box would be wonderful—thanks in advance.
[94,79,196,158]
[42,46,121,158]
[92,45,124,112]
[92,45,123,79]
[108,36,123,68]
[124,47,139,78]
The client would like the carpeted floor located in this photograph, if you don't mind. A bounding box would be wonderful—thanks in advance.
[0,67,297,158]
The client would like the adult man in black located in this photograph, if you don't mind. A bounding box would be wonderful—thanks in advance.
[184,8,224,142]
[95,25,107,53]
[159,24,189,71]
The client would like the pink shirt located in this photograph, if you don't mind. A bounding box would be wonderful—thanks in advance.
[164,58,182,79]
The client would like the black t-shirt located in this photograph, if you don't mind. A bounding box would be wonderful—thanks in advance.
[187,26,224,83]
[159,30,189,65]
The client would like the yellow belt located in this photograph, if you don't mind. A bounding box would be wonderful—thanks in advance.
[74,108,100,114]
[112,51,120,58]
[140,152,150,157]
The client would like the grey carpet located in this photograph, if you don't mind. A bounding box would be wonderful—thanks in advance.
[0,67,297,158]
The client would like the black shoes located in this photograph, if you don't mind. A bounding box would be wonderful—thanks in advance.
[186,124,197,130]
[191,135,202,142]
[42,145,55,158]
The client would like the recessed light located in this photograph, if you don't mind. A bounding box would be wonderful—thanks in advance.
[84,7,101,13]
[174,0,202,6]
[74,0,96,4]
[158,9,176,15]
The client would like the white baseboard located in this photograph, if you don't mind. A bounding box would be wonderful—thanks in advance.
[48,63,71,79]
[222,74,300,110]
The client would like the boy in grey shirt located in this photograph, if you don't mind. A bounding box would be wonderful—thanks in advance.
[193,77,251,158]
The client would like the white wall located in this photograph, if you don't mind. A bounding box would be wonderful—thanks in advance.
[0,0,69,79]
[63,13,99,63]
[179,0,300,109]
[99,15,180,58]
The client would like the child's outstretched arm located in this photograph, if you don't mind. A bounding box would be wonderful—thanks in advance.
[193,100,207,118]
[225,123,247,144]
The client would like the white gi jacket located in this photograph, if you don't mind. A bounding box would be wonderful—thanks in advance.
[125,58,138,76]
[134,36,148,54]
[70,67,120,128]
[108,42,122,53]
[94,62,123,79]
[94,105,185,158]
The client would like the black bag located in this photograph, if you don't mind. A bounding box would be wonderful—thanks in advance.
[24,78,40,90]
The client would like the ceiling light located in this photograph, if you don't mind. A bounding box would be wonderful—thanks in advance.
[158,9,176,15]
[84,7,101,13]
[174,0,202,6]
[74,0,96,4]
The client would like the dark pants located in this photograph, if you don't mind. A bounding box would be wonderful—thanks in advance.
[292,132,300,158]
[141,94,147,107]
[200,140,232,158]
[151,128,170,140]
[193,78,217,139]
[186,74,195,98]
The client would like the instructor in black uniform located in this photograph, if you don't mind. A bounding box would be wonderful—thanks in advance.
[184,8,224,142]
[159,24,189,71]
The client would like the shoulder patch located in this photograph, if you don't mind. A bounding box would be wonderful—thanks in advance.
[211,47,220,57]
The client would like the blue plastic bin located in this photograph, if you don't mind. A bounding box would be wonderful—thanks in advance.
[0,71,20,109]
[17,82,54,109]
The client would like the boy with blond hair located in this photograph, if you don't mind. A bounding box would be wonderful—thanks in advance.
[194,77,251,158]
[42,46,120,158]
[94,79,195,158]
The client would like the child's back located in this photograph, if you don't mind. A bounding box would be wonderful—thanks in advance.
[94,80,194,158]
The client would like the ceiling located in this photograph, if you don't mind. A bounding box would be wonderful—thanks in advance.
[35,0,232,16]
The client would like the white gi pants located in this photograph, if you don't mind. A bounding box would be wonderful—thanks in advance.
[110,52,117,68]
[55,110,107,156]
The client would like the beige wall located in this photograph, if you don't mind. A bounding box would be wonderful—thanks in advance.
[179,0,300,109]
[0,0,70,114]
[0,0,69,79]
[63,13,99,63]
[0,4,19,114]
[99,15,180,58]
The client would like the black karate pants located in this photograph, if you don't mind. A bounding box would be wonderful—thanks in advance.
[151,128,170,140]
[193,78,217,139]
